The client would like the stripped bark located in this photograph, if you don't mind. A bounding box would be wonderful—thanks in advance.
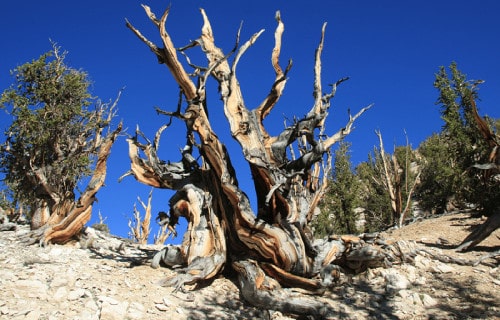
[375,130,420,228]
[128,189,154,244]
[30,122,122,245]
[123,6,409,317]
[11,85,124,245]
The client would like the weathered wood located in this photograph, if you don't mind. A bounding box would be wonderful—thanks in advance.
[128,189,154,244]
[233,259,336,319]
[31,122,122,245]
[124,6,407,317]
[457,212,500,252]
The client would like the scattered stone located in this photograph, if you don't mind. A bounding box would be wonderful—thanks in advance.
[53,287,68,301]
[100,300,128,320]
[383,270,410,294]
[68,288,87,300]
[127,302,146,319]
[0,214,498,320]
[421,293,438,307]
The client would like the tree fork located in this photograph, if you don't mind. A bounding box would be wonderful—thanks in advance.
[124,5,410,317]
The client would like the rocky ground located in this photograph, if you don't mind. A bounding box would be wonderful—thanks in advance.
[0,212,499,320]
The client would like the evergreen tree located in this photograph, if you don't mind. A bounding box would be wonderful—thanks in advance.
[357,134,419,231]
[315,141,362,237]
[416,62,494,214]
[416,133,455,213]
[0,44,121,242]
[356,152,392,232]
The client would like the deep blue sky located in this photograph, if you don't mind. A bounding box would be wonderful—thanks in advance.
[1,1,499,243]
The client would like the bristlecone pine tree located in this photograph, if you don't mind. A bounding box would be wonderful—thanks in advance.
[0,44,122,245]
[456,94,500,251]
[122,6,414,317]
[418,63,499,251]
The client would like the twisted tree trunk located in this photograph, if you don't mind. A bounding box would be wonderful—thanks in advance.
[123,5,410,317]
[30,122,122,245]
[20,93,123,245]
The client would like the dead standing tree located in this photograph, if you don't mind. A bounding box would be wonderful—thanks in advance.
[128,189,154,245]
[375,130,420,228]
[123,6,412,317]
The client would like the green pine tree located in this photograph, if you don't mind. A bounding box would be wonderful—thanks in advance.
[416,62,497,214]
[315,141,362,237]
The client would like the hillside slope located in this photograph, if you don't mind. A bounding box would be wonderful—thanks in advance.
[0,212,498,319]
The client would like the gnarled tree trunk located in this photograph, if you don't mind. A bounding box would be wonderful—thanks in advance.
[29,95,122,244]
[123,6,410,317]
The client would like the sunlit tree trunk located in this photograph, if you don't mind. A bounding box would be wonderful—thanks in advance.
[123,6,412,316]
[31,123,122,245]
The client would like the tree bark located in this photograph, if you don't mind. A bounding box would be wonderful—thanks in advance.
[124,6,410,317]
[29,122,122,245]
[456,94,500,251]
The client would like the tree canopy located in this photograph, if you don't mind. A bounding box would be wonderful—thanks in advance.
[0,43,121,243]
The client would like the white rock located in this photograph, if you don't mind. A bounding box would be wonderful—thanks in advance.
[100,301,128,320]
[432,262,455,273]
[0,305,10,315]
[99,296,120,305]
[24,309,42,320]
[176,307,185,314]
[162,296,173,306]
[421,293,438,307]
[53,286,68,301]
[128,302,145,319]
[414,255,431,269]
[384,270,410,294]
[48,246,65,257]
[79,309,98,320]
[16,279,47,295]
[402,265,418,282]
[50,272,76,288]
[410,291,423,306]
[84,299,99,311]
[68,288,86,301]
[397,289,413,300]
[413,276,427,285]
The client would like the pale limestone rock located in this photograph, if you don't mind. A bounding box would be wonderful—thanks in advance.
[433,261,455,273]
[53,287,68,301]
[127,302,146,319]
[100,300,128,320]
[383,270,410,294]
[421,293,438,307]
[68,288,86,301]
[24,309,42,320]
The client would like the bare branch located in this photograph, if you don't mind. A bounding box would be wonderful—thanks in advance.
[323,104,373,149]
[255,11,291,126]
[232,29,265,75]
[126,5,197,100]
[311,23,327,116]
[375,130,397,214]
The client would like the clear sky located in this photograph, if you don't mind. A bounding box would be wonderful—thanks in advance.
[1,1,499,243]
